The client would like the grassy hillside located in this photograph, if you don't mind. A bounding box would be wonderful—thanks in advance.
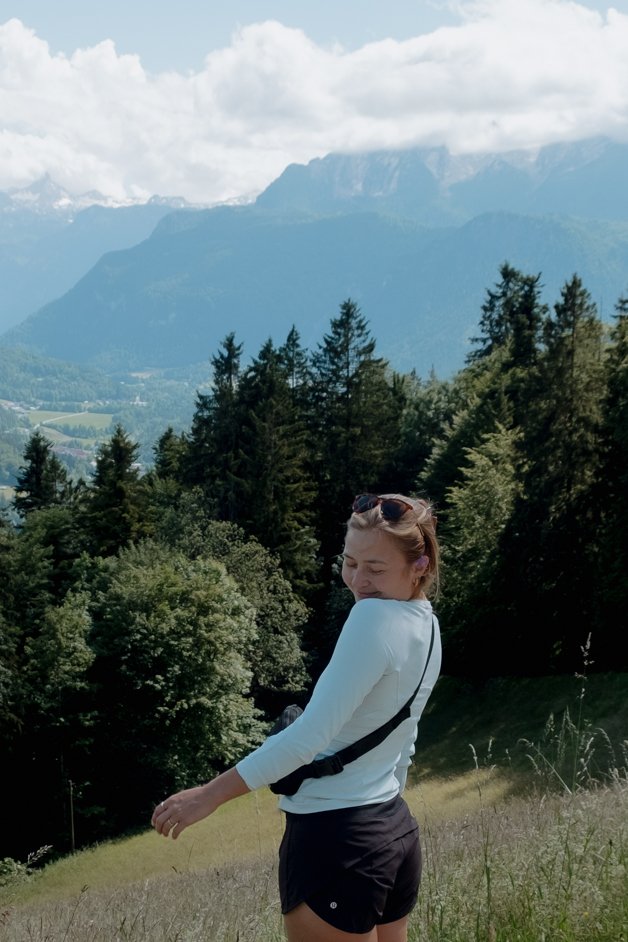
[413,671,628,782]
[1,672,627,941]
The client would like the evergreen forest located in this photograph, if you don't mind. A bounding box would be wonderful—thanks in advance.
[2,262,627,863]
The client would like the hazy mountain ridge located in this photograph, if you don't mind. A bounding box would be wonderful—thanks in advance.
[6,208,628,379]
[2,136,628,379]
[3,174,198,219]
[0,179,209,332]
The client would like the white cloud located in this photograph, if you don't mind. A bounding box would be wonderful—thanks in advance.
[0,1,627,203]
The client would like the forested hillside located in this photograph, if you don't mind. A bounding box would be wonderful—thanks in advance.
[2,263,627,864]
[7,207,628,379]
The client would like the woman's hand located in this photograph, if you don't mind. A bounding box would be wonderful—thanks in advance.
[151,782,216,839]
[151,768,250,840]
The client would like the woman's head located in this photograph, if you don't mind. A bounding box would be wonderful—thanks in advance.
[341,493,439,603]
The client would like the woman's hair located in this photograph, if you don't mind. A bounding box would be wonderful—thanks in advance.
[345,493,440,599]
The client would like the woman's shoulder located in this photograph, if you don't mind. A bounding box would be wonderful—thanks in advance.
[342,599,433,667]
[351,597,432,615]
[346,597,432,633]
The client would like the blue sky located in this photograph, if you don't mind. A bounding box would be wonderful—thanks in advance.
[0,2,464,72]
[1,1,628,203]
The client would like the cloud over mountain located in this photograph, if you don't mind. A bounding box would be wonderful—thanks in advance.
[1,0,628,203]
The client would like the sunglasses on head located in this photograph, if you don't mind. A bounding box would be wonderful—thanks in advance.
[352,493,414,521]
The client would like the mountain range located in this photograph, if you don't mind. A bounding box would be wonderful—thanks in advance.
[2,136,628,380]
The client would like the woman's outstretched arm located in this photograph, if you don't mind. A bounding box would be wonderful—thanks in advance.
[151,767,250,840]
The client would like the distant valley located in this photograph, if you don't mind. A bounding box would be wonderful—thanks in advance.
[0,347,208,492]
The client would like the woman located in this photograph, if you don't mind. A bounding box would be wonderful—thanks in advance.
[152,493,442,942]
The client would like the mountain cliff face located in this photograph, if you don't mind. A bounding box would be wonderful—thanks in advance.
[3,137,628,379]
[258,137,628,223]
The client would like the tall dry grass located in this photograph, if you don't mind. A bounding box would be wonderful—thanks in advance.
[413,777,627,941]
[1,769,626,942]
[3,653,627,941]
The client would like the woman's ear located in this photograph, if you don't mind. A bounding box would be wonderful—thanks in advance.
[414,555,429,572]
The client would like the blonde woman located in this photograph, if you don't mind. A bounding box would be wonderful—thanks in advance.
[153,493,442,942]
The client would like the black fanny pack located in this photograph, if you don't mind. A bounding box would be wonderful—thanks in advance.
[268,618,435,796]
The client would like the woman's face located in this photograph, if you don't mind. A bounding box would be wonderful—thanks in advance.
[341,527,417,602]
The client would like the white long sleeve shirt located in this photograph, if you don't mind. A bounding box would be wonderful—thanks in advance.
[236,597,442,814]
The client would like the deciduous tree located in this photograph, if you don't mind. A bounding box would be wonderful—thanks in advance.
[154,498,310,715]
[80,540,265,838]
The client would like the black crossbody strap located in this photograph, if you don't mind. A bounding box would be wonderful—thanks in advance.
[333,616,435,766]
[269,616,436,795]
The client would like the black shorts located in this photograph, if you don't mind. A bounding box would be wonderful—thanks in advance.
[278,794,421,933]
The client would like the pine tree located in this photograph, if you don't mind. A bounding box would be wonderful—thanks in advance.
[496,274,606,671]
[0,510,92,857]
[419,352,510,507]
[537,275,604,508]
[503,270,546,433]
[467,261,545,366]
[422,264,545,507]
[438,423,521,676]
[153,426,188,480]
[86,424,147,556]
[280,325,312,412]
[184,333,244,520]
[310,299,399,574]
[596,296,628,668]
[394,368,462,499]
[13,430,69,517]
[237,338,318,591]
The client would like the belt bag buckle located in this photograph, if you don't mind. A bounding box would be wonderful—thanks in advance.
[269,751,345,795]
[309,754,345,778]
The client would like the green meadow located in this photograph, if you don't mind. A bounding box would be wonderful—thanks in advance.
[19,408,115,456]
[28,409,114,430]
[2,674,627,941]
